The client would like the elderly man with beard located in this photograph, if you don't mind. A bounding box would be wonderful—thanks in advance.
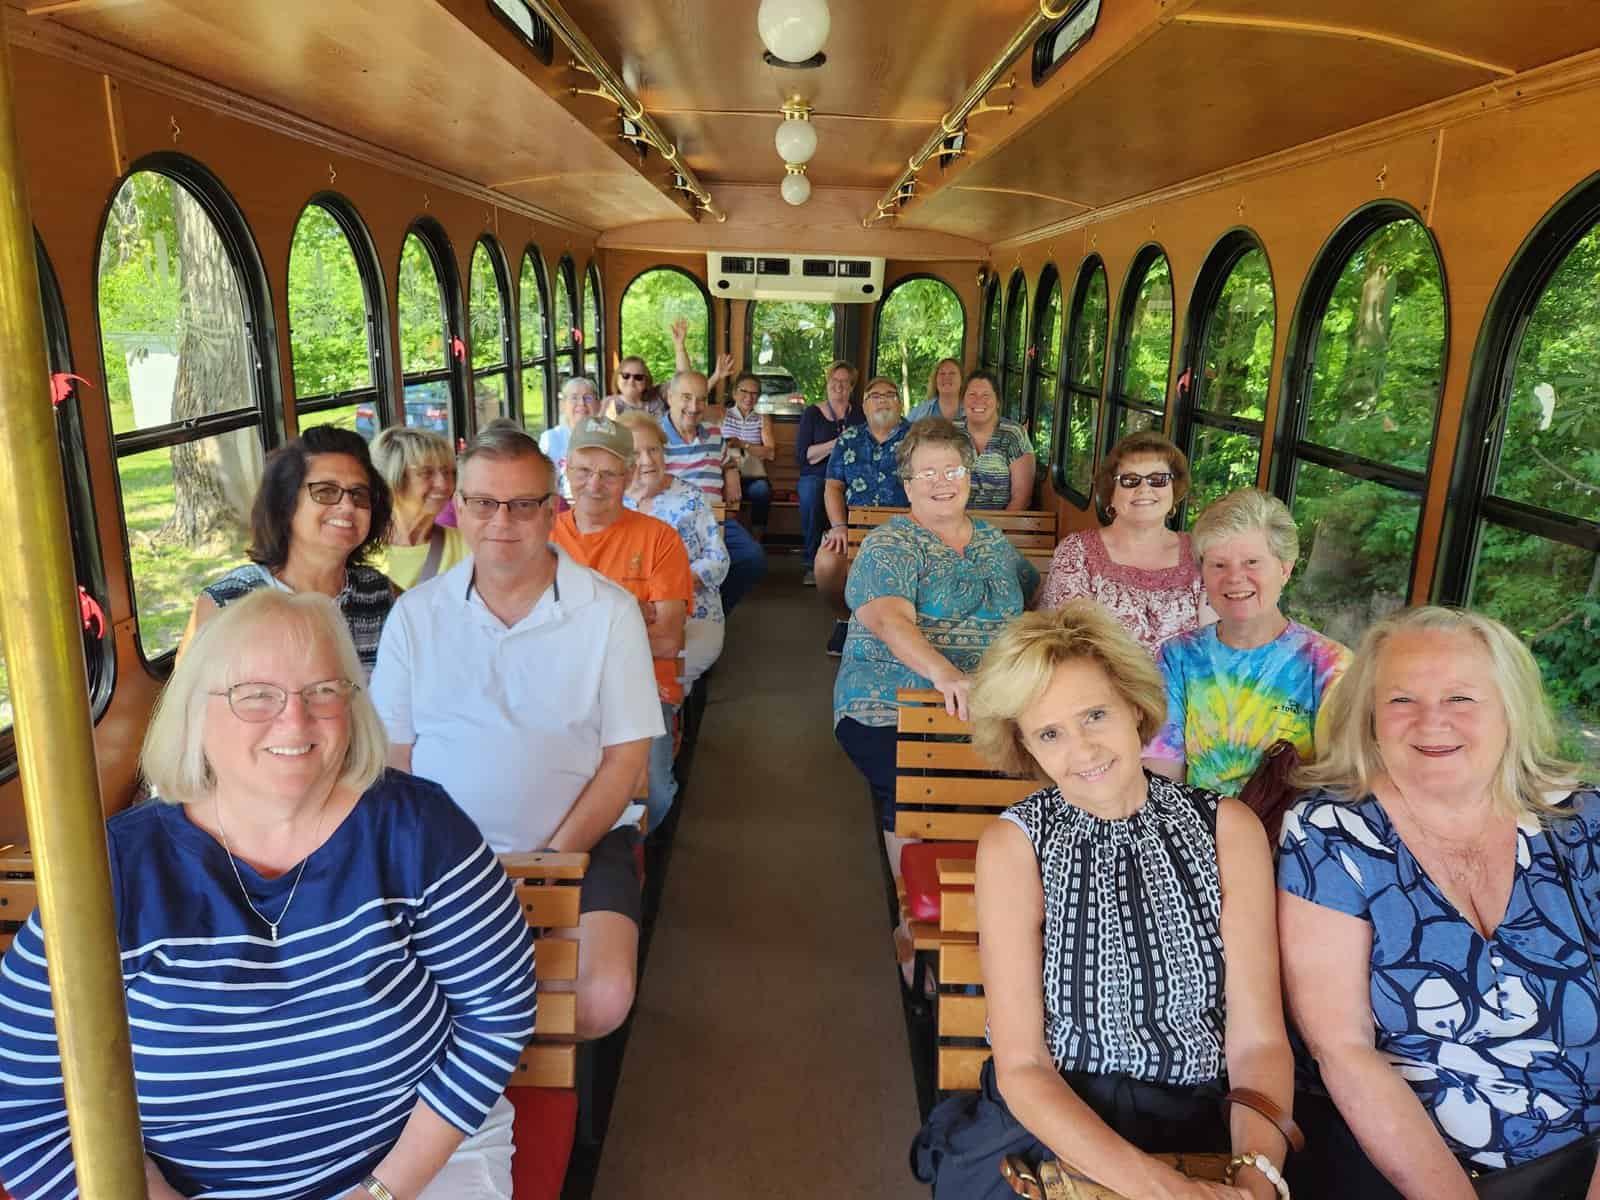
[813,376,912,655]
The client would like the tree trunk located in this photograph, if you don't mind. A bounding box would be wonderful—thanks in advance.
[162,187,257,545]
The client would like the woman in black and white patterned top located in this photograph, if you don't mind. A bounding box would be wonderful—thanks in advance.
[914,599,1292,1200]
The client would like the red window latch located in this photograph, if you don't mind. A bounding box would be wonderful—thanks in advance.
[50,373,91,408]
[450,335,466,362]
[78,587,106,638]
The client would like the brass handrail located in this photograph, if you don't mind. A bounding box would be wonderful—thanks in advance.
[0,9,147,1197]
[524,0,725,222]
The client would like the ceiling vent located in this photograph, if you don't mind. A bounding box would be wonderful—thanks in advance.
[707,252,885,303]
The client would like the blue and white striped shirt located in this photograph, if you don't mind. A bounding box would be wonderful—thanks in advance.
[0,773,536,1200]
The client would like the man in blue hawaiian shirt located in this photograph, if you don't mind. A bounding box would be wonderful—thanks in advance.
[815,376,911,654]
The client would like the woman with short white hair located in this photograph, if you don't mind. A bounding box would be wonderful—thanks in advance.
[1144,488,1350,797]
[0,590,536,1200]
[540,374,600,499]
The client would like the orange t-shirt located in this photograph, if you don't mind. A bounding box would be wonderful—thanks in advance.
[552,509,694,705]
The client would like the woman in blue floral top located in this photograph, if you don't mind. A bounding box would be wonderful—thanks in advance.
[620,412,729,688]
[1278,605,1600,1200]
[833,417,1039,877]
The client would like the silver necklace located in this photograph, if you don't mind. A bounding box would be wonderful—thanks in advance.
[215,800,326,942]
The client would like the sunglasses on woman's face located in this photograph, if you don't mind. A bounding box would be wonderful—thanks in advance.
[620,372,648,382]
[1115,472,1173,489]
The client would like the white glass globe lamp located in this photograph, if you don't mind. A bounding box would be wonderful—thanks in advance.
[775,118,818,165]
[781,171,812,206]
[758,0,831,64]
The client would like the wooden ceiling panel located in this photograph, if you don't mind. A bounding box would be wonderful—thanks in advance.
[1185,0,1600,73]
[30,0,684,226]
[496,171,686,229]
[909,22,1495,242]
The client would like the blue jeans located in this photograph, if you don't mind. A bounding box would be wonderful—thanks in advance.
[720,517,767,615]
[798,473,826,569]
[647,700,678,832]
[743,477,772,529]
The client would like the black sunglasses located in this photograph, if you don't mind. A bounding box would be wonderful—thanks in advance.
[1115,472,1173,489]
[620,371,648,382]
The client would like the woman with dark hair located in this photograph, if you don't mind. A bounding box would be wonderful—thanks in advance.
[956,369,1035,510]
[181,424,397,677]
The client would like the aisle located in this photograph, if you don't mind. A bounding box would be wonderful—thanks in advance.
[592,555,925,1198]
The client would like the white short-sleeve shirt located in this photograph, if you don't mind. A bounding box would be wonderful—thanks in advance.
[370,547,665,852]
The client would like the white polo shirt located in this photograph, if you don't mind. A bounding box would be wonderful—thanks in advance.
[370,546,664,853]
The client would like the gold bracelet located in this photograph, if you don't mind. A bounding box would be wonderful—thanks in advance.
[361,1176,396,1200]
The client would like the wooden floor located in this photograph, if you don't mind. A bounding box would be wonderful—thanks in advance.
[592,555,926,1198]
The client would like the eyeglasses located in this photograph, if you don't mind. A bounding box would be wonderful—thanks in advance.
[865,391,900,403]
[457,493,553,519]
[620,372,648,382]
[1115,472,1174,489]
[567,393,599,406]
[904,465,970,483]
[568,466,629,487]
[305,481,373,509]
[210,679,357,723]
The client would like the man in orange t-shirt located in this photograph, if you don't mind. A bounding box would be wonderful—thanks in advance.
[551,416,693,829]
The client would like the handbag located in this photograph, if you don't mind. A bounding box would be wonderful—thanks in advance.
[1237,739,1301,844]
[1468,823,1600,1199]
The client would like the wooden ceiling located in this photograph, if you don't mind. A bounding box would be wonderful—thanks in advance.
[9,0,1600,245]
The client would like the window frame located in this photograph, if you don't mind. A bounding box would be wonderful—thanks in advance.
[1438,173,1600,601]
[977,275,1001,375]
[552,254,580,386]
[1000,269,1030,425]
[1052,254,1110,508]
[98,153,282,674]
[468,235,516,431]
[867,272,967,390]
[518,246,554,432]
[619,264,716,389]
[286,193,391,429]
[397,218,469,438]
[1272,200,1450,607]
[1174,230,1275,525]
[581,260,604,385]
[1027,263,1063,467]
[1104,243,1175,453]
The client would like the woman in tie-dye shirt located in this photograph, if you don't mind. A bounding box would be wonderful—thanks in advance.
[1144,489,1349,795]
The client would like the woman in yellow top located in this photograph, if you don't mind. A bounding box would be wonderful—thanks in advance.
[369,426,469,588]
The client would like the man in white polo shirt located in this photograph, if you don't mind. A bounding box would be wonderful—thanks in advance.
[371,425,661,1040]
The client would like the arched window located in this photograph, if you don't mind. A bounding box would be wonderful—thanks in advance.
[469,238,514,431]
[1444,176,1600,764]
[1028,266,1063,465]
[518,248,552,436]
[1177,235,1275,522]
[1274,206,1446,645]
[287,198,386,440]
[397,224,463,438]
[98,160,275,665]
[1106,247,1174,446]
[2,238,113,765]
[582,262,603,383]
[978,276,1001,376]
[1000,271,1029,423]
[747,300,835,403]
[871,275,965,407]
[552,255,579,385]
[1056,257,1109,505]
[620,266,713,387]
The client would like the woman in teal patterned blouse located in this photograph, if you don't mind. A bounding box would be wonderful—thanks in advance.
[833,417,1040,875]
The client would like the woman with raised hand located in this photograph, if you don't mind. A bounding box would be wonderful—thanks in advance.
[182,424,397,677]
[1279,606,1600,1199]
[1038,430,1211,656]
[956,369,1035,511]
[914,600,1294,1200]
[369,425,468,588]
[0,590,536,1200]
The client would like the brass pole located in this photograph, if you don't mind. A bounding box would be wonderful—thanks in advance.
[0,9,147,1198]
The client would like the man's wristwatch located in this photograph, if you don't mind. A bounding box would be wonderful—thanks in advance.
[361,1176,396,1200]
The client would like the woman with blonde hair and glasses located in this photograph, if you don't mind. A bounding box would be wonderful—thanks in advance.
[0,589,537,1200]
[1038,431,1212,655]
[907,356,964,423]
[370,425,468,588]
[1278,606,1600,1200]
[913,600,1293,1200]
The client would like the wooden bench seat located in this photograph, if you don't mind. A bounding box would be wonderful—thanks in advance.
[845,505,1058,575]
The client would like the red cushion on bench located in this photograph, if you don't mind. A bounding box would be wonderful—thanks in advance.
[899,840,977,924]
[510,1086,578,1200]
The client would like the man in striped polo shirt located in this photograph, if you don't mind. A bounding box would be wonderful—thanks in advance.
[660,369,768,613]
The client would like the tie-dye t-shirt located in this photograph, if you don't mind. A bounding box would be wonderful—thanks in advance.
[1147,621,1350,795]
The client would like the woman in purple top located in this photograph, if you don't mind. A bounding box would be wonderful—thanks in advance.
[794,359,864,584]
[1037,431,1211,655]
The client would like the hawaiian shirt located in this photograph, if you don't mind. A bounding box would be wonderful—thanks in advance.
[832,516,1039,727]
[825,421,910,508]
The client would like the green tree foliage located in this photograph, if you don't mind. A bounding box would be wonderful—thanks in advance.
[519,253,551,435]
[619,268,709,386]
[751,300,834,402]
[874,277,964,408]
[1120,255,1174,407]
[98,172,179,429]
[1061,265,1108,498]
[1002,279,1028,422]
[980,283,1002,373]
[398,234,447,375]
[582,267,601,381]
[1030,277,1063,465]
[287,207,372,399]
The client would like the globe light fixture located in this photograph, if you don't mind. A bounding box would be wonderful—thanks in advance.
[781,166,812,206]
[775,117,818,165]
[758,0,831,66]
